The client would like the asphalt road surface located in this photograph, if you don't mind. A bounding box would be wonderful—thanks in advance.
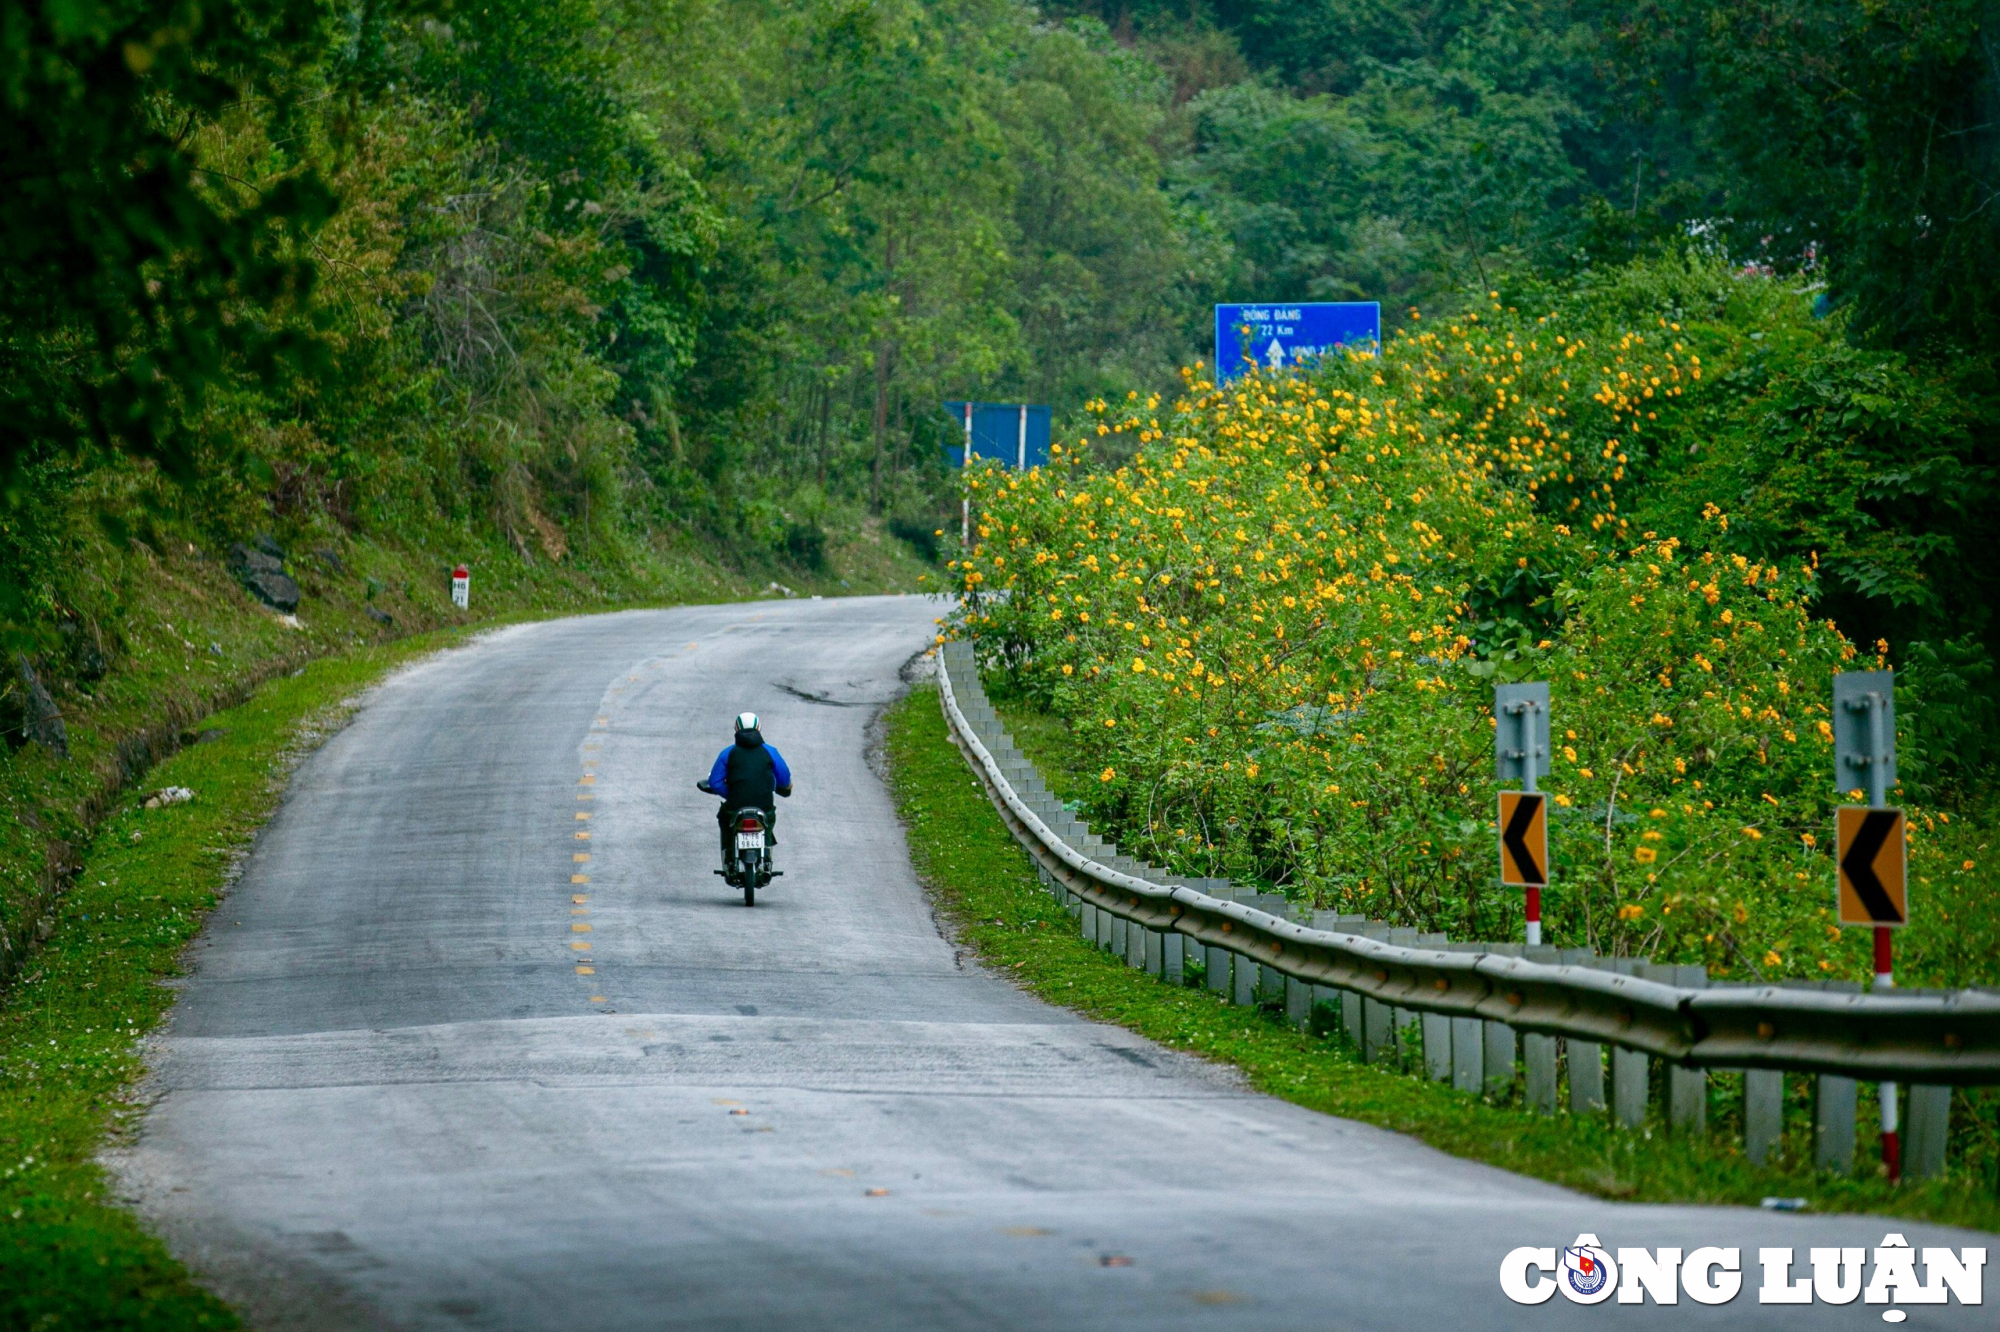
[115,596,1988,1329]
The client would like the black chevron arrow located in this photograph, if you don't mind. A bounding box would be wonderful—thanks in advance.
[1841,809,1903,923]
[1503,794,1546,886]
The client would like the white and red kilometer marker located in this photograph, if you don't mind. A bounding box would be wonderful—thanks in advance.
[451,564,470,610]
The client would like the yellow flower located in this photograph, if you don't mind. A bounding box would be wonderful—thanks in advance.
[1801,833,1816,848]
[1617,903,1645,920]
[1100,767,1115,783]
[1763,950,1782,967]
[1131,658,1146,673]
[1578,767,1594,779]
[1741,827,1763,840]
[1634,846,1657,864]
[1061,664,1073,676]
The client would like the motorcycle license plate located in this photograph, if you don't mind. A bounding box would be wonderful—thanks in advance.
[736,832,765,850]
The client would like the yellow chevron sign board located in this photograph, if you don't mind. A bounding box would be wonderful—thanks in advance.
[1836,805,1907,927]
[1497,791,1549,888]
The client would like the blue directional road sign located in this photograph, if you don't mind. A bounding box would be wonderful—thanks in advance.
[1214,302,1381,382]
[942,402,1052,470]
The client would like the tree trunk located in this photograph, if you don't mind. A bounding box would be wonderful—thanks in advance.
[815,380,831,489]
[870,343,890,512]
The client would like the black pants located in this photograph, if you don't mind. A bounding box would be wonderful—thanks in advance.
[718,806,776,864]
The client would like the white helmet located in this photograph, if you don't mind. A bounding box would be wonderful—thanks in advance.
[735,712,759,734]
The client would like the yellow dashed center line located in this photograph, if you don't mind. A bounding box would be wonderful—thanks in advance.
[572,729,613,1006]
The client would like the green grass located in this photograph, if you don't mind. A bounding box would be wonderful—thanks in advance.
[0,630,495,1326]
[883,682,2000,1235]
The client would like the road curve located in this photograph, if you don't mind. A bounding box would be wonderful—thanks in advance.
[115,596,1985,1329]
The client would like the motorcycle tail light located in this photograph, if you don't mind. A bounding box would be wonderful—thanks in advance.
[739,816,760,831]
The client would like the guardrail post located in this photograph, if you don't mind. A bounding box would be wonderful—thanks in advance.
[1815,1075,1858,1173]
[1451,1015,1483,1091]
[1125,913,1146,969]
[1232,947,1257,1007]
[1569,1040,1606,1114]
[1163,932,1184,984]
[1444,944,1482,1092]
[1483,943,1521,1097]
[1522,1036,1558,1114]
[1340,983,1362,1044]
[1419,933,1453,1083]
[1611,1045,1649,1128]
[1363,994,1395,1064]
[1080,900,1097,943]
[1903,1084,1951,1180]
[1744,1069,1784,1166]
[1108,911,1125,957]
[1663,964,1708,1135]
[1520,945,1559,1114]
[1597,959,1648,1127]
[1390,928,1422,1057]
[1143,927,1162,976]
[1206,945,1232,997]
[1423,1011,1453,1083]
[1286,976,1311,1030]
[1484,1021,1518,1098]
[1553,949,1604,1114]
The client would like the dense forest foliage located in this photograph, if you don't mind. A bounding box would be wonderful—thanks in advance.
[3,0,1996,739]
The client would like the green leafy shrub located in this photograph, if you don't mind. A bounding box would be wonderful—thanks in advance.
[949,266,1995,985]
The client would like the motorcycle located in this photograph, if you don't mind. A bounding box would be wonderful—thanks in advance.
[697,780,780,906]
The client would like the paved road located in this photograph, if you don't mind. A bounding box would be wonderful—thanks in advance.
[116,597,1986,1329]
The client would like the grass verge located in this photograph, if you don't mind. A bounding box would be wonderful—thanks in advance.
[883,682,2000,1235]
[0,627,528,1328]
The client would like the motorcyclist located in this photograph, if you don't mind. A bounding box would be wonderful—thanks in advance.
[700,712,792,869]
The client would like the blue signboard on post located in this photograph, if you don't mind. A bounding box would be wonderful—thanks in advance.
[1213,302,1381,382]
[942,402,1052,470]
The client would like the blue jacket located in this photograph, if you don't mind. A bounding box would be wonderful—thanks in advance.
[708,741,792,801]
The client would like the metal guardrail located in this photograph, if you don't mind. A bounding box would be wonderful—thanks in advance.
[935,641,2000,1088]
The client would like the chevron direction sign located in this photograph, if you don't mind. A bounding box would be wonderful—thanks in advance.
[1836,805,1907,926]
[1498,791,1549,888]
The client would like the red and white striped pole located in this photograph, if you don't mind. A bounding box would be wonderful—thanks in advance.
[961,402,973,547]
[1876,923,1900,1180]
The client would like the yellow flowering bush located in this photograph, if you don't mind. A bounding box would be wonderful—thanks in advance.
[948,328,1958,979]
